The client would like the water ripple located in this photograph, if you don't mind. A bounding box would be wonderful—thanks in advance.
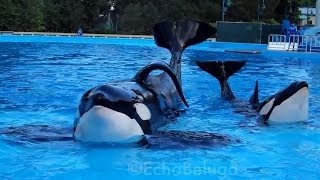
[0,42,319,178]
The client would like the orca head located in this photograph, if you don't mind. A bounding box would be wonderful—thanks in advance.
[74,84,151,143]
[258,81,309,124]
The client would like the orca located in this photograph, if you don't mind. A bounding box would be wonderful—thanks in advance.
[195,60,309,124]
[73,19,217,143]
[0,20,240,147]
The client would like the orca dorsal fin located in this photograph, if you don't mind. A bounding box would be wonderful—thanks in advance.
[249,80,259,105]
[133,61,189,108]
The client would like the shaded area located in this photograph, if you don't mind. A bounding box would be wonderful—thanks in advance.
[0,125,239,149]
[0,125,73,143]
[147,130,240,149]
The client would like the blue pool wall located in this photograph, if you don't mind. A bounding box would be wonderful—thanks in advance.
[0,35,319,61]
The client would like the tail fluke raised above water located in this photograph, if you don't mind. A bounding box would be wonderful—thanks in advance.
[195,60,246,100]
[153,20,216,52]
[153,20,216,84]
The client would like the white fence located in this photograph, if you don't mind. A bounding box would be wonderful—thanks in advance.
[268,34,320,53]
[310,35,320,52]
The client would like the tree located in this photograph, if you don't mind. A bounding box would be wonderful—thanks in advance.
[117,0,221,34]
[0,0,17,31]
[274,0,302,23]
[226,0,259,22]
[300,0,316,7]
[0,0,44,31]
[43,0,63,32]
[0,0,312,33]
[226,0,304,24]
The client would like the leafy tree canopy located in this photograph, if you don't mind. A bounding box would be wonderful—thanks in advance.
[0,0,316,34]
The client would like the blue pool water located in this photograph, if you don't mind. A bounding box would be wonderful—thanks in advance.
[0,37,320,179]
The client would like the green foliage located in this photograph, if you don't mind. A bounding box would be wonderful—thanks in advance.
[226,0,308,24]
[226,0,259,22]
[0,0,45,31]
[117,0,220,34]
[0,0,312,34]
[0,0,17,31]
[274,0,303,23]
[118,2,160,34]
[300,0,317,7]
[269,18,281,24]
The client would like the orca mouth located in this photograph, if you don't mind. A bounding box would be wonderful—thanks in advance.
[74,105,145,143]
[76,86,152,137]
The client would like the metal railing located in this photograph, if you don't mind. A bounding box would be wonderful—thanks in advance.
[268,34,320,53]
[287,35,308,52]
[310,35,320,52]
[267,34,287,51]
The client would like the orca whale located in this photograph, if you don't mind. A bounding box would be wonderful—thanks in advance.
[73,19,217,143]
[195,60,309,124]
[0,20,240,147]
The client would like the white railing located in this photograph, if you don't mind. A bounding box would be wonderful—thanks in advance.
[268,34,320,53]
[267,34,287,51]
[287,35,308,52]
[310,36,320,52]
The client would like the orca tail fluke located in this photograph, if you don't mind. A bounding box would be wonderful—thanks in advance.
[153,20,216,84]
[153,20,216,53]
[249,80,259,105]
[195,61,246,83]
[195,60,246,100]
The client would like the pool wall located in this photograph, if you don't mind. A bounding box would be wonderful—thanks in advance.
[0,35,319,60]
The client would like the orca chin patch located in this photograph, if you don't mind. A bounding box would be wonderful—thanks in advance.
[74,105,144,143]
[268,87,309,124]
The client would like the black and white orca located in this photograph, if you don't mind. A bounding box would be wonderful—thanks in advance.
[0,20,240,147]
[73,20,217,143]
[195,60,309,124]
